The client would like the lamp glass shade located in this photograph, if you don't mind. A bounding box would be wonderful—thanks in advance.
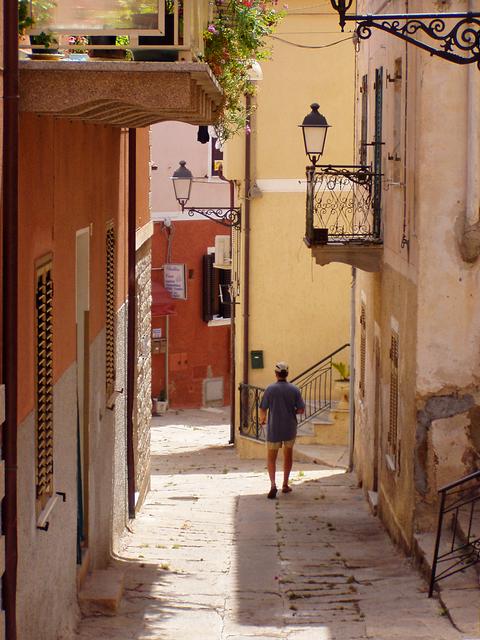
[172,160,193,205]
[299,103,330,162]
[302,125,329,158]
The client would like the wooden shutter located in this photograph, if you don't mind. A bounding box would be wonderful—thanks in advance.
[388,330,399,456]
[106,223,116,397]
[202,254,215,322]
[359,303,366,398]
[360,74,368,165]
[35,259,54,507]
[373,67,383,235]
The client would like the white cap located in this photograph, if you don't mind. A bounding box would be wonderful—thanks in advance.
[275,361,289,374]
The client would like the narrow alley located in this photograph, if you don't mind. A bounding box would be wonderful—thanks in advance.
[76,410,464,640]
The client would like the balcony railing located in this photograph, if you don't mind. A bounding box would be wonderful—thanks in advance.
[305,164,381,246]
[23,0,211,59]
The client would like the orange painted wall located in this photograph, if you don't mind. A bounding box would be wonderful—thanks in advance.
[151,219,231,408]
[136,128,151,231]
[18,115,130,424]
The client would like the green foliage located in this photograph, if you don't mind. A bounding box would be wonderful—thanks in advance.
[18,0,34,34]
[203,0,286,142]
[31,30,58,49]
[332,361,350,381]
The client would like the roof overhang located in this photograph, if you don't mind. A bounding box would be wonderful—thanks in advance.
[19,61,223,128]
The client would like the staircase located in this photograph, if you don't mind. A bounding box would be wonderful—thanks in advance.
[238,345,350,467]
[414,470,480,636]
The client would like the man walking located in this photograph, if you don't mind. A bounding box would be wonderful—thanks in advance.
[259,362,305,499]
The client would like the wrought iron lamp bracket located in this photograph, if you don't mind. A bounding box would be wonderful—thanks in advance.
[330,2,480,67]
[183,206,242,229]
[315,164,376,187]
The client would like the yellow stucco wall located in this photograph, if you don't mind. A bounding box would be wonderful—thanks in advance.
[225,2,355,398]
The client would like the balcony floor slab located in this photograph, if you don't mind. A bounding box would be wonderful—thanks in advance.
[19,61,223,128]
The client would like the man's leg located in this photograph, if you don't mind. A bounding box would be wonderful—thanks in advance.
[267,446,279,498]
[282,444,294,492]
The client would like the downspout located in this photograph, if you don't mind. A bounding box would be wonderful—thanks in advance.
[127,129,136,519]
[457,0,480,262]
[348,267,356,472]
[228,178,236,444]
[242,94,251,387]
[3,0,19,637]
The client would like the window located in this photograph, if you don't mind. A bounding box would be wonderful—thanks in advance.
[359,303,366,398]
[210,135,224,177]
[202,253,232,323]
[388,329,399,469]
[106,222,116,398]
[35,258,54,509]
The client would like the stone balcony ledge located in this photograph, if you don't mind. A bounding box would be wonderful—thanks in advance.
[19,60,223,128]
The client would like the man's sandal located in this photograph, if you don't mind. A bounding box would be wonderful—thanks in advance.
[267,487,278,499]
[282,485,292,493]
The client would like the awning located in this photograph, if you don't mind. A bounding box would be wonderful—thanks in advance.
[151,280,176,317]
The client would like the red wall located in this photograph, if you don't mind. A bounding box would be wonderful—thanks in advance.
[151,219,231,408]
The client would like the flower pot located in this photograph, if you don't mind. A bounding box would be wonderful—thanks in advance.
[333,379,350,410]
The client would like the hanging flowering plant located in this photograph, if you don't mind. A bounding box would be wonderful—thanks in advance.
[203,0,286,142]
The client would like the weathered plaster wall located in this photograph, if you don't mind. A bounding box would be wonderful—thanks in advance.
[135,240,152,507]
[17,366,79,640]
[112,303,128,552]
[353,0,480,546]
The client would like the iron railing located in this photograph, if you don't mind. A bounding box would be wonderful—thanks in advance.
[239,343,350,441]
[305,164,381,246]
[429,469,480,597]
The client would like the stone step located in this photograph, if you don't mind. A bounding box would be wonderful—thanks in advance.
[78,568,125,616]
[294,443,349,469]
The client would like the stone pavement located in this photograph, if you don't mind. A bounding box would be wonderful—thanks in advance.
[76,408,473,640]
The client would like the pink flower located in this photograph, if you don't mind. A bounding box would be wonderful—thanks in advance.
[207,24,218,34]
[242,0,254,6]
[245,124,251,135]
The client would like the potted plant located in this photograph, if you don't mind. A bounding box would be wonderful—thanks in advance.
[332,361,350,409]
[202,0,286,142]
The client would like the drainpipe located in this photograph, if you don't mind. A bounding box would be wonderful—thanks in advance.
[348,267,356,472]
[127,129,136,519]
[3,0,19,637]
[242,95,251,388]
[218,169,236,444]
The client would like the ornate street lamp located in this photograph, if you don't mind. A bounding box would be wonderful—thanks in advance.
[299,103,330,167]
[329,1,480,67]
[171,161,241,229]
[171,160,193,208]
[299,103,378,247]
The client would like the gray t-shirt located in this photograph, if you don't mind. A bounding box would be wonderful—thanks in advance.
[260,381,305,442]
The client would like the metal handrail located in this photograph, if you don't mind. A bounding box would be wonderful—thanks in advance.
[239,344,350,442]
[429,469,480,597]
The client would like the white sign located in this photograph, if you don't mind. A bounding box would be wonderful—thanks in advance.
[164,263,187,300]
[152,328,162,339]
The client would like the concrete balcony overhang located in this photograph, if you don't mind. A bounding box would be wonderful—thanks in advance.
[311,243,383,272]
[19,61,223,128]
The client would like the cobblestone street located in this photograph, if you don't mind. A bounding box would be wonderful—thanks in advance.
[77,409,467,640]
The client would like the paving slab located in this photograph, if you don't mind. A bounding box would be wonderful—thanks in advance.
[76,408,470,640]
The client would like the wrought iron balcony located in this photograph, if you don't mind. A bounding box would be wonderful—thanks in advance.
[304,164,383,272]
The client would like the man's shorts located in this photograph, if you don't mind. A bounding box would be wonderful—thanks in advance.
[266,439,296,451]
